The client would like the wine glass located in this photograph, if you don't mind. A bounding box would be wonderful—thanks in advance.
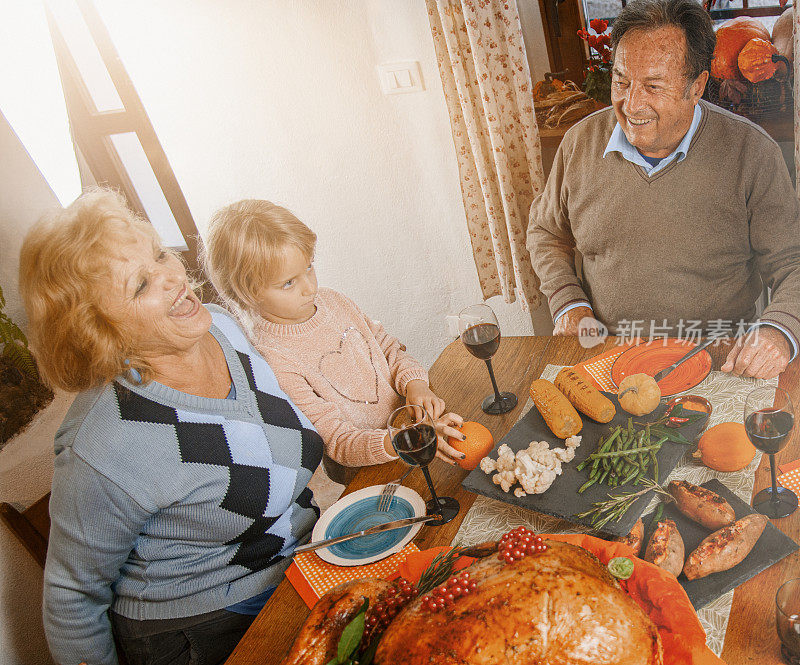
[744,386,798,518]
[777,578,800,664]
[458,304,518,415]
[387,405,460,525]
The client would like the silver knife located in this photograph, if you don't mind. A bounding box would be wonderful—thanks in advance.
[653,336,722,383]
[293,514,438,555]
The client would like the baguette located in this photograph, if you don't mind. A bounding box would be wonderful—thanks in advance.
[554,367,616,423]
[529,379,583,438]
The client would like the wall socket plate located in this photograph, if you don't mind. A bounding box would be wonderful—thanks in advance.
[446,315,460,338]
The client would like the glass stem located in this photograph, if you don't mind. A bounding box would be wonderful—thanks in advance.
[484,358,503,401]
[769,453,780,505]
[421,465,443,514]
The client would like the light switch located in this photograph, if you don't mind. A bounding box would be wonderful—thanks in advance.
[377,61,424,95]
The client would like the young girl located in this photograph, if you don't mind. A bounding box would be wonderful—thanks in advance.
[202,200,465,475]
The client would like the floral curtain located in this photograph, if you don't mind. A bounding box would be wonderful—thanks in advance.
[426,0,545,312]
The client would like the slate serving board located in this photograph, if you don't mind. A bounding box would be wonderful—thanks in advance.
[462,393,709,537]
[640,479,799,610]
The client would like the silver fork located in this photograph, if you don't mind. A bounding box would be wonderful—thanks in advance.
[377,468,413,512]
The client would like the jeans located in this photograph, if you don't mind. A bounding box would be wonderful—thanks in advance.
[111,608,255,665]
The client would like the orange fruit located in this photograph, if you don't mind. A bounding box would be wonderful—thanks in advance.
[695,421,756,472]
[448,421,494,470]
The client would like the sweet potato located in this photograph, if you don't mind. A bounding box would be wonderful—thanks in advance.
[616,518,644,557]
[644,519,685,577]
[554,367,615,423]
[529,379,582,438]
[683,513,768,580]
[667,480,735,530]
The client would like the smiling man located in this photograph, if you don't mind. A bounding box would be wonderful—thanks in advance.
[527,0,800,379]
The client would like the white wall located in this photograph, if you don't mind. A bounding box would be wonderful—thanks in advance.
[0,111,67,665]
[0,3,553,663]
[94,0,554,368]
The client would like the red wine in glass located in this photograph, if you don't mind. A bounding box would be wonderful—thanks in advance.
[458,304,517,415]
[461,323,501,359]
[392,423,437,466]
[388,405,460,525]
[744,387,797,519]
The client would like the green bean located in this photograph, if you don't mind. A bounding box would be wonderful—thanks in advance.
[588,444,662,459]
[578,476,598,493]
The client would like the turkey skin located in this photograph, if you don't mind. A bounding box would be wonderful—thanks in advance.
[375,540,663,665]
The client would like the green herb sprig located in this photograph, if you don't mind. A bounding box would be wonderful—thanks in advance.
[573,478,673,529]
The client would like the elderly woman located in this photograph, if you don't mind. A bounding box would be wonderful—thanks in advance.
[19,189,323,665]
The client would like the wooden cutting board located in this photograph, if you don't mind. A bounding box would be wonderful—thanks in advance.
[462,394,708,538]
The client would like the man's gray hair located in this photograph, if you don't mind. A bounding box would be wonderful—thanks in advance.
[610,0,716,82]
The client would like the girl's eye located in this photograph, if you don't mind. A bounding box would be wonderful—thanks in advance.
[134,279,148,297]
[157,250,167,261]
[282,279,295,289]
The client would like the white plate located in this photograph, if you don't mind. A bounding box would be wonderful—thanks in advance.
[310,485,426,566]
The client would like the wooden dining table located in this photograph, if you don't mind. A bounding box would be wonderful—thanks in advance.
[226,335,800,665]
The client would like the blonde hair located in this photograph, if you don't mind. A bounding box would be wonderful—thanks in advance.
[202,199,317,311]
[19,188,167,391]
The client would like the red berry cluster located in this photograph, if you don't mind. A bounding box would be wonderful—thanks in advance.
[420,571,477,613]
[361,578,418,648]
[498,526,548,563]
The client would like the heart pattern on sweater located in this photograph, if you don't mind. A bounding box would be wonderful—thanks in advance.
[318,326,380,404]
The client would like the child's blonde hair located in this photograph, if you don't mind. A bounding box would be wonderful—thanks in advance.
[203,199,317,311]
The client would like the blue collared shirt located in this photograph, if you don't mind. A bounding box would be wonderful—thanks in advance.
[602,103,702,175]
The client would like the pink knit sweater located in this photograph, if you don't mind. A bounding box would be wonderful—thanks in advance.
[250,288,429,466]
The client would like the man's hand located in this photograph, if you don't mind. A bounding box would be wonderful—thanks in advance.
[554,306,594,336]
[405,379,446,419]
[721,327,791,379]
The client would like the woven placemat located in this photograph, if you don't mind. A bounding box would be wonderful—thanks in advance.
[453,364,777,655]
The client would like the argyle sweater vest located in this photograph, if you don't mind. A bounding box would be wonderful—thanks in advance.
[42,306,323,665]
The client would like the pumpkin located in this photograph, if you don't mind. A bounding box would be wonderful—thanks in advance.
[710,16,770,80]
[738,38,779,83]
[693,421,756,472]
[772,7,793,66]
[617,373,661,416]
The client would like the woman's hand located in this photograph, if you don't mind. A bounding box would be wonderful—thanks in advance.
[405,379,446,419]
[433,412,466,465]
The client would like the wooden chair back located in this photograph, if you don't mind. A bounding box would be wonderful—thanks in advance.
[0,493,51,568]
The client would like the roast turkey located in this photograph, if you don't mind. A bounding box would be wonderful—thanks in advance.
[283,540,663,665]
[375,540,662,665]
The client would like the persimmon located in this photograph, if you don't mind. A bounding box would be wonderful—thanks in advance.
[448,421,494,470]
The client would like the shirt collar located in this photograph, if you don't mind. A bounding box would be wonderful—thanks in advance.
[603,103,703,175]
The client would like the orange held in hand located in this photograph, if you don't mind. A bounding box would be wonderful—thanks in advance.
[448,421,494,470]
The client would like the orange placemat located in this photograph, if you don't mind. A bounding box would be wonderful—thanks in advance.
[285,543,420,608]
[778,458,800,495]
[574,344,633,392]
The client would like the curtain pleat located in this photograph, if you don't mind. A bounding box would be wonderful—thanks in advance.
[427,0,545,311]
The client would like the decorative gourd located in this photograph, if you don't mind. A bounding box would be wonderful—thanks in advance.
[738,38,779,83]
[772,7,793,64]
[710,17,770,80]
[693,421,756,472]
[617,373,661,416]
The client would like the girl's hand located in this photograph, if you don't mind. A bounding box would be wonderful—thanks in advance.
[405,379,446,419]
[434,412,466,465]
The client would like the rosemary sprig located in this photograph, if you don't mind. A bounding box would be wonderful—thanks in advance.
[417,547,465,595]
[573,478,673,529]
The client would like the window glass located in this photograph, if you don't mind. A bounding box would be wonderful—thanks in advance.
[109,132,188,251]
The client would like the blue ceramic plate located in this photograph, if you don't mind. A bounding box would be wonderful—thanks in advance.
[311,485,426,566]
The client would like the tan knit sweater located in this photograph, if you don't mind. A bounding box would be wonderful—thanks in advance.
[250,288,429,466]
[528,101,800,347]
